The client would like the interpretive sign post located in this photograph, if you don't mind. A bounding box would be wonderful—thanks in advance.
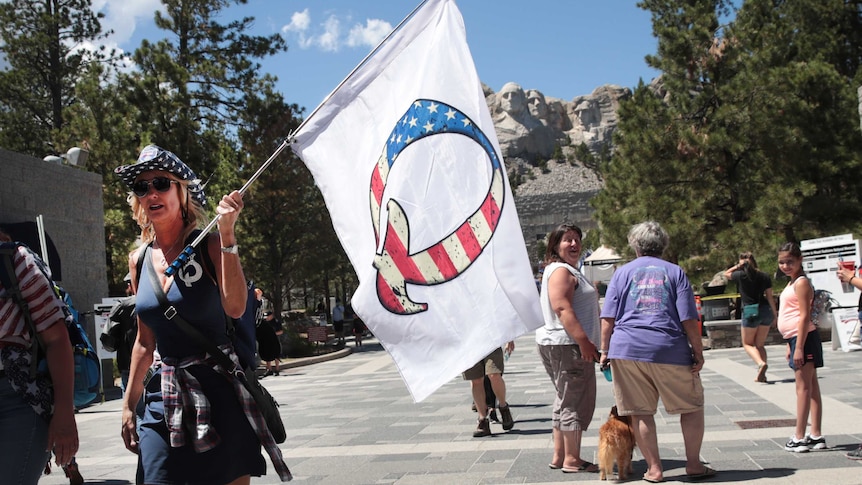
[801,234,861,351]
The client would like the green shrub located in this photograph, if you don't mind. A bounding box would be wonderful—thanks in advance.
[284,329,315,358]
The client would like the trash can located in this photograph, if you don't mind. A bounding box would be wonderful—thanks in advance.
[702,298,733,321]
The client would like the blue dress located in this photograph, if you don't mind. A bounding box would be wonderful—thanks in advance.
[136,253,266,485]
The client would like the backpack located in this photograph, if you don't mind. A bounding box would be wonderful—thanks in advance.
[810,288,835,327]
[0,242,101,408]
[101,295,136,353]
[54,287,101,407]
[135,230,263,370]
[231,278,263,368]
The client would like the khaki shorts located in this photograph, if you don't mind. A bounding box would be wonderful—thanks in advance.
[538,344,597,431]
[612,359,704,415]
[462,348,504,380]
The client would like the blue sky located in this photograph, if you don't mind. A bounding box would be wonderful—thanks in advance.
[99,0,661,115]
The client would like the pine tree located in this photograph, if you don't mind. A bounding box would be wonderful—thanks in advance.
[593,0,862,283]
[123,0,287,179]
[237,86,307,313]
[0,0,115,155]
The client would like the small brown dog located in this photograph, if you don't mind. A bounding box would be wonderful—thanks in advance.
[598,405,636,480]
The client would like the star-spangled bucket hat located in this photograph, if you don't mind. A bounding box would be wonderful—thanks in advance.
[114,145,206,206]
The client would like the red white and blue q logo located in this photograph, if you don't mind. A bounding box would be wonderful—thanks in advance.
[369,99,504,315]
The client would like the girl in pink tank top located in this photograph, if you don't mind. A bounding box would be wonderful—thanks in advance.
[777,242,825,452]
[776,277,816,340]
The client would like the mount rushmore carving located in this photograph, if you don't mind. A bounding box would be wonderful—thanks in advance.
[484,82,631,162]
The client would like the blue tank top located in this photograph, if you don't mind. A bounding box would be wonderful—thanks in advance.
[136,247,230,359]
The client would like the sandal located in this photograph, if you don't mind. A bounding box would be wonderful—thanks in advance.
[561,461,599,473]
[687,466,717,480]
[756,363,768,382]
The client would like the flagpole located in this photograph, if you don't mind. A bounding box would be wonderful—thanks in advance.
[288,0,432,141]
[167,0,432,276]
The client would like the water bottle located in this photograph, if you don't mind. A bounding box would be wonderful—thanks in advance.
[600,361,612,382]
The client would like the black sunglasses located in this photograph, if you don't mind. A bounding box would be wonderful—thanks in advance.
[133,177,178,197]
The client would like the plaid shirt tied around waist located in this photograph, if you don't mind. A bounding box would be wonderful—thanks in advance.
[161,345,292,481]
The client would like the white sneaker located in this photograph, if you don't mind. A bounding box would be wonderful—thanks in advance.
[784,436,810,453]
[806,434,827,450]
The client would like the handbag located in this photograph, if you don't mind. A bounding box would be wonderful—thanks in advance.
[742,303,760,323]
[241,370,285,442]
[143,250,287,443]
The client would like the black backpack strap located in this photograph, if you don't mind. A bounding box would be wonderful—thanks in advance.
[0,244,17,292]
[190,231,238,340]
[0,244,45,377]
[134,241,153,290]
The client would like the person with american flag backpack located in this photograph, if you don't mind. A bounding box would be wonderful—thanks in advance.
[0,230,79,483]
[0,242,101,410]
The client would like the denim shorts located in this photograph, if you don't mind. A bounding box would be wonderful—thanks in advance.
[0,375,50,484]
[741,303,774,328]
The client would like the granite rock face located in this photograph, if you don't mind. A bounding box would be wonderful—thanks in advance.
[483,82,633,261]
[510,157,603,196]
[486,83,631,162]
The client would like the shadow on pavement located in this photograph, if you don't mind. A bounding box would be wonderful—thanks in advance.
[678,467,795,482]
[350,342,385,352]
[645,459,796,482]
[77,481,132,485]
[510,403,550,409]
[506,428,551,436]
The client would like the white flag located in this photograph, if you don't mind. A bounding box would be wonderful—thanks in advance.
[291,0,542,402]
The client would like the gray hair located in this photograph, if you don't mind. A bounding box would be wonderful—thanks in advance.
[628,221,669,257]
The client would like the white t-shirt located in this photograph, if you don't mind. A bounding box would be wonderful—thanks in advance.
[536,262,600,346]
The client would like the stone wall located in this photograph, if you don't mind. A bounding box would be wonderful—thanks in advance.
[0,149,108,340]
[514,190,599,267]
[705,320,831,350]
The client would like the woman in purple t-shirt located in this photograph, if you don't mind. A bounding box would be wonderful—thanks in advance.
[598,221,715,483]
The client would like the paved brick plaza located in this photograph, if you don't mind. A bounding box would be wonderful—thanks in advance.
[39,335,862,484]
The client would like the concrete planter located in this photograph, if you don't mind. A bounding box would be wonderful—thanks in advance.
[704,319,832,349]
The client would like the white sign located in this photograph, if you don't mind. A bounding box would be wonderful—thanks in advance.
[801,235,860,310]
[801,234,854,249]
[831,307,862,352]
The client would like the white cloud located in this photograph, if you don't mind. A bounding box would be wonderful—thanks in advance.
[346,19,392,48]
[317,15,341,52]
[83,0,162,74]
[67,40,135,82]
[42,0,153,76]
[281,10,392,53]
[282,9,310,33]
[98,0,162,47]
